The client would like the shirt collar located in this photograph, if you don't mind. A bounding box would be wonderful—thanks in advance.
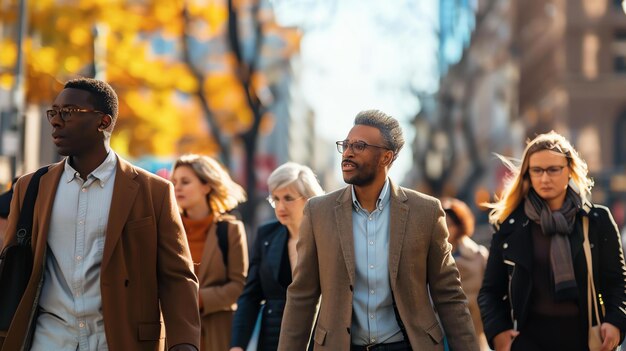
[351,178,391,213]
[63,151,117,187]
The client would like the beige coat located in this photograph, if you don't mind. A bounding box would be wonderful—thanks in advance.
[0,158,200,351]
[455,236,490,351]
[278,182,479,351]
[196,216,248,351]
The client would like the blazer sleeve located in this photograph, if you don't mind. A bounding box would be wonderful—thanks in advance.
[200,220,249,315]
[156,182,201,348]
[427,202,479,351]
[477,230,513,348]
[595,208,626,334]
[231,226,266,348]
[278,202,320,351]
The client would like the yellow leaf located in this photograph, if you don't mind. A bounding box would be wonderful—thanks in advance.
[70,27,91,46]
[0,73,14,90]
[0,40,17,67]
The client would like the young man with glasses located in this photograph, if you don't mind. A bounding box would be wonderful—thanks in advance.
[0,78,200,351]
[278,110,479,351]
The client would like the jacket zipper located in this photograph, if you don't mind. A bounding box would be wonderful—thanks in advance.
[503,259,518,331]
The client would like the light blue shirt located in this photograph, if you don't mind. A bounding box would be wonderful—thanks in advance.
[31,152,117,351]
[350,178,403,345]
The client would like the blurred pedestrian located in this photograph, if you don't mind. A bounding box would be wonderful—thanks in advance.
[441,198,490,351]
[229,162,324,351]
[172,154,248,351]
[0,78,200,351]
[479,131,626,351]
[278,110,479,351]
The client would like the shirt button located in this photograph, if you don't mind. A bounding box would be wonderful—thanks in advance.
[369,241,374,245]
[81,188,87,192]
[368,217,372,221]
[79,221,84,225]
[76,256,82,260]
[369,265,374,269]
[370,289,375,294]
[371,338,376,343]
[503,243,508,249]
[508,218,515,224]
[79,322,85,328]
[369,314,374,319]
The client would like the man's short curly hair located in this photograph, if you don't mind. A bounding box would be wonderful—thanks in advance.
[354,109,405,163]
[64,78,118,131]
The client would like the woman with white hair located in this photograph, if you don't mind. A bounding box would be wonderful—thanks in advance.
[230,162,324,351]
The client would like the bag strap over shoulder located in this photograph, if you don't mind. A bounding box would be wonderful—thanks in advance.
[582,216,603,328]
[216,221,229,266]
[16,166,49,246]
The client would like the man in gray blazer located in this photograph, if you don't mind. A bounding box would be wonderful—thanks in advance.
[278,110,479,351]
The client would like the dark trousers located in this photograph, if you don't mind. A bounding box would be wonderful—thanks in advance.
[511,313,587,351]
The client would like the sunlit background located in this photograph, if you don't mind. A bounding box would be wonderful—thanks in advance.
[1,0,626,241]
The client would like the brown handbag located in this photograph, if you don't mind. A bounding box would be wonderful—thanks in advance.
[582,215,605,351]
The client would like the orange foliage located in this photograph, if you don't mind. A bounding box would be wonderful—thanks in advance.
[0,0,300,159]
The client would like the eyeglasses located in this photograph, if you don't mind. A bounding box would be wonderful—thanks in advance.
[335,140,390,154]
[46,107,104,122]
[528,165,567,178]
[267,195,304,208]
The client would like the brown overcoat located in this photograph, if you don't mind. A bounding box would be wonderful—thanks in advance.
[278,182,479,351]
[193,216,248,351]
[0,157,201,351]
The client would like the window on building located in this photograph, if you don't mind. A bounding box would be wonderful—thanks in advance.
[613,30,626,73]
[616,112,626,166]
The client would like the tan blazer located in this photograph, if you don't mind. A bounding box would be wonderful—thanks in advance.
[195,216,248,351]
[278,182,479,351]
[0,157,200,351]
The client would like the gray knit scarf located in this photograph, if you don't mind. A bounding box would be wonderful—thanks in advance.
[524,187,581,301]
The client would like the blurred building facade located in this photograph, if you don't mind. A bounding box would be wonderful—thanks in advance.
[411,0,521,243]
[515,0,626,229]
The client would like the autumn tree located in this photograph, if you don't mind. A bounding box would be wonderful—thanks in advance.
[0,0,300,226]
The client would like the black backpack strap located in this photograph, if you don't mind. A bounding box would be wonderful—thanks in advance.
[16,166,49,246]
[216,221,229,266]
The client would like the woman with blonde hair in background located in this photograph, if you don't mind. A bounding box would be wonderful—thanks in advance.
[230,162,324,351]
[172,154,248,351]
[478,131,626,351]
[441,198,489,351]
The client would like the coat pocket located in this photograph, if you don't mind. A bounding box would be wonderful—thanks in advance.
[125,216,154,232]
[137,322,164,341]
[313,325,327,345]
[425,321,443,344]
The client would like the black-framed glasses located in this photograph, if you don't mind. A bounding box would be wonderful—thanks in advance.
[528,165,567,178]
[335,140,390,154]
[46,107,105,122]
[266,195,304,208]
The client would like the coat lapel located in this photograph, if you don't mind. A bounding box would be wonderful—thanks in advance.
[197,222,219,282]
[335,187,356,285]
[267,225,288,282]
[388,182,408,288]
[101,157,139,271]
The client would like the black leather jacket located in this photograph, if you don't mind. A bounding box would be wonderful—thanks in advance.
[478,202,626,349]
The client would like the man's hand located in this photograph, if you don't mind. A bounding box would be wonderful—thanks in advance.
[600,322,620,351]
[169,343,198,351]
[229,347,244,351]
[493,329,520,351]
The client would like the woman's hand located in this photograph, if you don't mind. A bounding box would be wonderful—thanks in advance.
[600,322,620,351]
[229,348,244,351]
[493,329,520,351]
